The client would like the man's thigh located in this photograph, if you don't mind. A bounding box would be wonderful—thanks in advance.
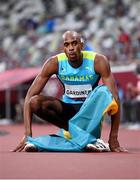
[51,102,82,129]
[35,98,82,129]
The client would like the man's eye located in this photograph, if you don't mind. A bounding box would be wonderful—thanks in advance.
[72,41,78,46]
[64,43,69,47]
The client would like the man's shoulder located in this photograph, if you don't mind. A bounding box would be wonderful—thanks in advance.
[82,50,96,55]
[82,51,108,62]
[94,53,110,73]
[94,53,108,63]
[56,52,67,62]
[82,51,97,60]
[44,53,67,65]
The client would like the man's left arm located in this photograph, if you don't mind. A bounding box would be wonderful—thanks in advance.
[94,54,127,152]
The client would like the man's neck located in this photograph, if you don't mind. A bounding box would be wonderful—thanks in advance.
[68,54,83,68]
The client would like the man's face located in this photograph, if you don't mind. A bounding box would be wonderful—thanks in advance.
[63,33,83,61]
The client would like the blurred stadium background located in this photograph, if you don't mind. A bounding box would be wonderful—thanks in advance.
[0,0,140,128]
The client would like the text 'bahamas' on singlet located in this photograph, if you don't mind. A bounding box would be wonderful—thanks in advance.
[57,51,100,104]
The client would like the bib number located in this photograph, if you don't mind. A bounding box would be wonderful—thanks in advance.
[65,84,92,98]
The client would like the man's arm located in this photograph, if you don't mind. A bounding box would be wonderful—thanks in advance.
[13,56,58,152]
[94,54,127,152]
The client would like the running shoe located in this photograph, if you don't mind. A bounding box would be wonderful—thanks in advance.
[86,139,110,152]
[23,142,38,152]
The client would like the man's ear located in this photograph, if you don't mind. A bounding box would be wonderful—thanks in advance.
[81,42,85,50]
[80,35,85,50]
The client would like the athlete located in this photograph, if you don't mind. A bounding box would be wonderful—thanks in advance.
[13,30,127,152]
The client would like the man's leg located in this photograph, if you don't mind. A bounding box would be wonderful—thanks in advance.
[67,85,118,151]
[29,95,81,130]
[24,95,82,152]
[25,85,115,152]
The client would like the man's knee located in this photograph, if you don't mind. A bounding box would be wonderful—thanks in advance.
[29,95,40,112]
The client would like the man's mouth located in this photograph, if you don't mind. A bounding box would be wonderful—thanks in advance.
[69,53,76,58]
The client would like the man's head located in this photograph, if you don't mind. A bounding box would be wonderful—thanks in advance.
[62,31,84,61]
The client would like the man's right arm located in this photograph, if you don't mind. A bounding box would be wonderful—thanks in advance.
[13,56,58,152]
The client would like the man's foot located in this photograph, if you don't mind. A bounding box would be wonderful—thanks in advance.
[23,142,38,152]
[86,139,110,152]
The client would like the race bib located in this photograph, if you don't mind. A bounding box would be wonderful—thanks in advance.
[65,84,92,98]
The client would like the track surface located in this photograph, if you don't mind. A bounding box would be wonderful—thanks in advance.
[0,123,140,179]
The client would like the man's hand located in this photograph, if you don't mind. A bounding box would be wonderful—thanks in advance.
[12,136,27,152]
[109,138,128,152]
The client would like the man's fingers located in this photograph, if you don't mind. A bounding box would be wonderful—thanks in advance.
[111,148,120,152]
[111,147,128,153]
[12,145,22,152]
[11,136,27,152]
[12,143,25,152]
[119,147,128,152]
[17,144,25,152]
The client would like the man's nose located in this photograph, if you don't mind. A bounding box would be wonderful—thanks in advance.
[69,44,74,51]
